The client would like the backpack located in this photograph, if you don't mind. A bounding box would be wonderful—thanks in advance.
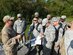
[53,25,62,42]
[30,23,40,33]
[28,23,40,39]
[59,23,67,36]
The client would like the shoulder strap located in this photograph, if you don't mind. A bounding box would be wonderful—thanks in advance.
[53,25,62,42]
[58,25,62,30]
[36,23,40,33]
[53,25,61,31]
[30,24,35,32]
[63,24,67,35]
[31,23,40,33]
[59,23,62,28]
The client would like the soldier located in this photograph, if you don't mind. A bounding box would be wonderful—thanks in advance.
[28,17,43,55]
[60,15,67,35]
[64,21,73,55]
[51,17,63,55]
[43,21,55,55]
[28,17,43,39]
[13,13,27,45]
[1,15,21,55]
[34,12,42,24]
[30,12,42,30]
[42,14,51,32]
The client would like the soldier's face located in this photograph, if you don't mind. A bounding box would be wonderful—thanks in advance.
[60,19,65,22]
[33,18,38,24]
[53,21,59,26]
[7,20,14,26]
[47,16,51,20]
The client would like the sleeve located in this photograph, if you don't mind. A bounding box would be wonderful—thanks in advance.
[64,31,69,54]
[44,28,54,42]
[28,24,34,37]
[2,31,9,45]
[38,24,43,33]
[22,20,27,32]
[64,31,70,47]
[49,29,55,42]
[13,22,17,32]
[2,31,16,47]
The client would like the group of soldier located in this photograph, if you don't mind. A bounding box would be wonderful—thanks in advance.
[1,12,73,55]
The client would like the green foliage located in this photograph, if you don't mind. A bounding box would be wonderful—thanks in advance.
[0,0,73,31]
[66,17,73,22]
[46,0,73,16]
[0,0,48,30]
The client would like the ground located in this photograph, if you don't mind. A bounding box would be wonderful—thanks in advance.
[0,46,29,55]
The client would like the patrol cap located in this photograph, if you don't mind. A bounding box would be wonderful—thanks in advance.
[34,12,39,17]
[17,13,22,18]
[47,14,51,17]
[3,15,14,23]
[42,19,48,26]
[51,17,59,22]
[47,14,51,19]
[61,15,66,19]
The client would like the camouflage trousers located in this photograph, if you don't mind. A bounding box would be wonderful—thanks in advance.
[53,37,66,55]
[59,37,66,55]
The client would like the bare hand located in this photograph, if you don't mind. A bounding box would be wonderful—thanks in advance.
[55,42,59,47]
[40,32,44,38]
[15,35,21,39]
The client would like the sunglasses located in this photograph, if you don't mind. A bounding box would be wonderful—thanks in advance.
[33,20,37,21]
[10,20,14,22]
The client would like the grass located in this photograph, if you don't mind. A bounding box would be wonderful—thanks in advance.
[25,25,30,35]
[24,25,30,39]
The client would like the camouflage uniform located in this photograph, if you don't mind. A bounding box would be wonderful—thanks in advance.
[42,14,51,32]
[1,26,18,55]
[60,15,67,35]
[43,24,55,55]
[53,25,63,55]
[42,18,48,32]
[51,17,63,55]
[42,14,51,26]
[13,19,26,34]
[64,29,73,55]
[13,17,27,45]
[42,18,48,26]
[59,36,66,55]
[28,23,43,38]
[28,23,43,55]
